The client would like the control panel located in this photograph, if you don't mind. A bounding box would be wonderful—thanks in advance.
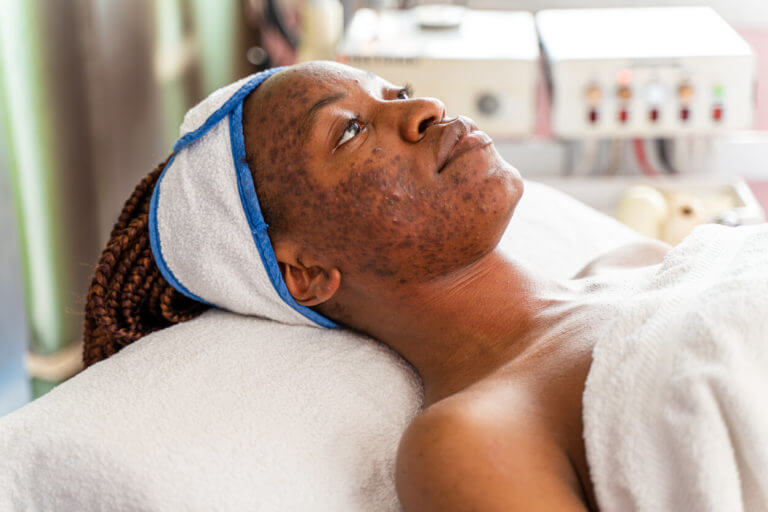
[536,7,756,138]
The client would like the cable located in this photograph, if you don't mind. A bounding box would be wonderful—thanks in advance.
[606,139,623,175]
[672,135,690,174]
[591,140,607,175]
[575,139,600,176]
[633,138,660,177]
[587,139,608,176]
[655,138,677,174]
[562,140,576,176]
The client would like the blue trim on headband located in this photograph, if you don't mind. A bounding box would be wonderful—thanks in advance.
[148,68,283,309]
[148,155,214,306]
[173,67,285,153]
[229,102,339,329]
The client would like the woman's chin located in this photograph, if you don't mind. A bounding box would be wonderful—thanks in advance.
[483,166,524,248]
[489,160,524,221]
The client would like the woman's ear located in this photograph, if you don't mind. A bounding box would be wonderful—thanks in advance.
[273,241,341,306]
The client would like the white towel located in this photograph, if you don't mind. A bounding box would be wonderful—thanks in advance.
[149,66,336,328]
[0,180,648,511]
[583,223,768,511]
[0,311,421,511]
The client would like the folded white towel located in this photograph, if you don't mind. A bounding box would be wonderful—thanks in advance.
[0,180,647,511]
[583,223,768,511]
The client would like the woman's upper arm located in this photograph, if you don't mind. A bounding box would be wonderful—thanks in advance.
[395,408,590,512]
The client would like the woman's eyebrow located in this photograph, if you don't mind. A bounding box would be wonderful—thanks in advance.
[300,92,347,144]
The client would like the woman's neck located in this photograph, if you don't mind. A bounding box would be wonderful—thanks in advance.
[342,249,588,405]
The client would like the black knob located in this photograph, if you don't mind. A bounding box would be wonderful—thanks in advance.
[476,93,500,115]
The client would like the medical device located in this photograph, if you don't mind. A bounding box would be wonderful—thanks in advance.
[336,6,540,139]
[535,175,765,244]
[536,7,756,139]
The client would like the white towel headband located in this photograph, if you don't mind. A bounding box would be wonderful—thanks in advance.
[148,67,338,329]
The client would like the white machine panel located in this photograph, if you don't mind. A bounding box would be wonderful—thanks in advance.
[337,7,540,139]
[536,7,756,139]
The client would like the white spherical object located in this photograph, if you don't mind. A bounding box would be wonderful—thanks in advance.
[615,185,669,238]
[660,191,707,245]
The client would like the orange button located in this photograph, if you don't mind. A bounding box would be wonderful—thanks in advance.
[585,84,602,103]
[678,83,694,101]
[617,85,632,101]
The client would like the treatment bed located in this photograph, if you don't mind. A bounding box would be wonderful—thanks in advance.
[0,180,648,511]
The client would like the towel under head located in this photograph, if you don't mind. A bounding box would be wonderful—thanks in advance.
[148,67,337,328]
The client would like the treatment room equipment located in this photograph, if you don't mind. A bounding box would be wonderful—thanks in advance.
[525,6,766,242]
[536,6,756,138]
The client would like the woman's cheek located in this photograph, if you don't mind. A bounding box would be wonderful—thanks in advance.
[305,156,515,280]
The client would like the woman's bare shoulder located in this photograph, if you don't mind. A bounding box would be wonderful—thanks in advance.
[395,392,589,511]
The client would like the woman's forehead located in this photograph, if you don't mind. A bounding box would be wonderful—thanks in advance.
[285,61,379,86]
[267,62,389,106]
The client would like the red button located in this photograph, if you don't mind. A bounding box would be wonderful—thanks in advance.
[713,105,723,122]
[619,109,629,123]
[680,108,690,121]
[649,108,660,122]
[589,108,599,124]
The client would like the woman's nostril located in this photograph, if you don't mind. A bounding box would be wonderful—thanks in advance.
[418,117,435,134]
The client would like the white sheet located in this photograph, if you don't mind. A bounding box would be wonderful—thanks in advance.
[0,180,646,511]
[584,223,768,511]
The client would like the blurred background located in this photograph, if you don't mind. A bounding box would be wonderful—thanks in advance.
[1,0,767,416]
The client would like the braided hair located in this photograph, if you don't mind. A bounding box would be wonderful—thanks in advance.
[82,157,209,367]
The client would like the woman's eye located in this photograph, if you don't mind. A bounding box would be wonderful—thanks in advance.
[337,118,362,147]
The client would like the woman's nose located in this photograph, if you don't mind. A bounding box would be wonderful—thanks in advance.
[399,97,446,143]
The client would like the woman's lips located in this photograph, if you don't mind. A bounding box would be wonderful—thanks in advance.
[439,130,493,173]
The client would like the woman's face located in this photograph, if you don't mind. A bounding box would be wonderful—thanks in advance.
[243,61,523,285]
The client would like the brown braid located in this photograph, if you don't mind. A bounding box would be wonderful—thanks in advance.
[82,156,209,367]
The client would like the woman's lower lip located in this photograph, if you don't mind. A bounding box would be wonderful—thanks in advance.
[443,130,493,169]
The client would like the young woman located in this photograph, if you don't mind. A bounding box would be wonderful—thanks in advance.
[84,61,674,511]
